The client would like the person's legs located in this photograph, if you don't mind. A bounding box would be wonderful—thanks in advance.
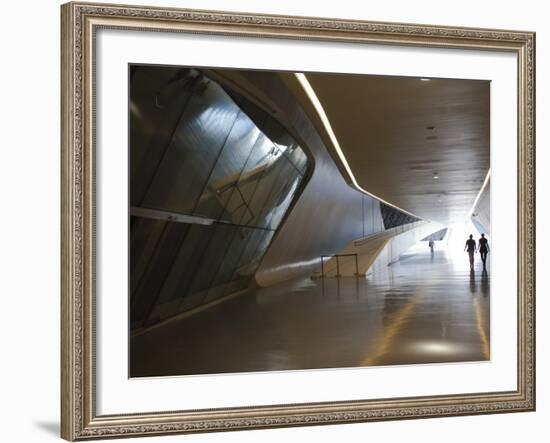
[468,251,474,269]
[481,251,487,268]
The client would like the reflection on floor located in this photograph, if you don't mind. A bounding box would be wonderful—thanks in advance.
[130,247,490,377]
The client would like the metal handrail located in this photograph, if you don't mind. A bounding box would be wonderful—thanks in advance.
[320,253,359,277]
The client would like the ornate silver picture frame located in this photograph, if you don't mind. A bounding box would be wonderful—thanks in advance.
[61,1,535,440]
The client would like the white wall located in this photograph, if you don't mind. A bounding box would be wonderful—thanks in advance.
[0,0,547,442]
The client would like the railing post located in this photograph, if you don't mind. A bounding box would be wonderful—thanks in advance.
[336,255,340,277]
[355,254,359,276]
[321,256,325,278]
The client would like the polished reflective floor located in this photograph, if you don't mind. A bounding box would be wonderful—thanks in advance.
[130,246,490,377]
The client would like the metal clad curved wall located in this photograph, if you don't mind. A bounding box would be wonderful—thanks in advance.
[217,71,411,286]
[129,66,309,329]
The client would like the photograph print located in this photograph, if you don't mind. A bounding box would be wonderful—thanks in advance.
[128,65,490,378]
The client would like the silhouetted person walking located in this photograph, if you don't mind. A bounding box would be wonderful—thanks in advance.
[428,239,434,254]
[478,233,490,270]
[464,234,477,270]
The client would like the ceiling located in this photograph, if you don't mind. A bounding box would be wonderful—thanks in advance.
[300,73,490,225]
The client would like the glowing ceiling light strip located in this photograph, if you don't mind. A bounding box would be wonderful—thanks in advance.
[465,169,491,222]
[294,73,420,219]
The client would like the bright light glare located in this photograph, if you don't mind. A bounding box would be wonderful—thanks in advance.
[413,341,466,354]
[446,220,482,269]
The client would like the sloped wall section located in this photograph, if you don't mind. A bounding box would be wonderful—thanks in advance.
[129,66,310,329]
[471,177,491,237]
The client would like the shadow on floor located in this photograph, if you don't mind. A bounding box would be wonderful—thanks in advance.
[33,421,59,437]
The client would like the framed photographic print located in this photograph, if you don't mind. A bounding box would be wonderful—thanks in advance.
[61,1,535,440]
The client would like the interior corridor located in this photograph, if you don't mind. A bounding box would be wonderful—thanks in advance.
[130,244,490,377]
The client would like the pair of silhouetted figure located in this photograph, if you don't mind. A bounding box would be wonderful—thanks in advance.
[464,233,490,270]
